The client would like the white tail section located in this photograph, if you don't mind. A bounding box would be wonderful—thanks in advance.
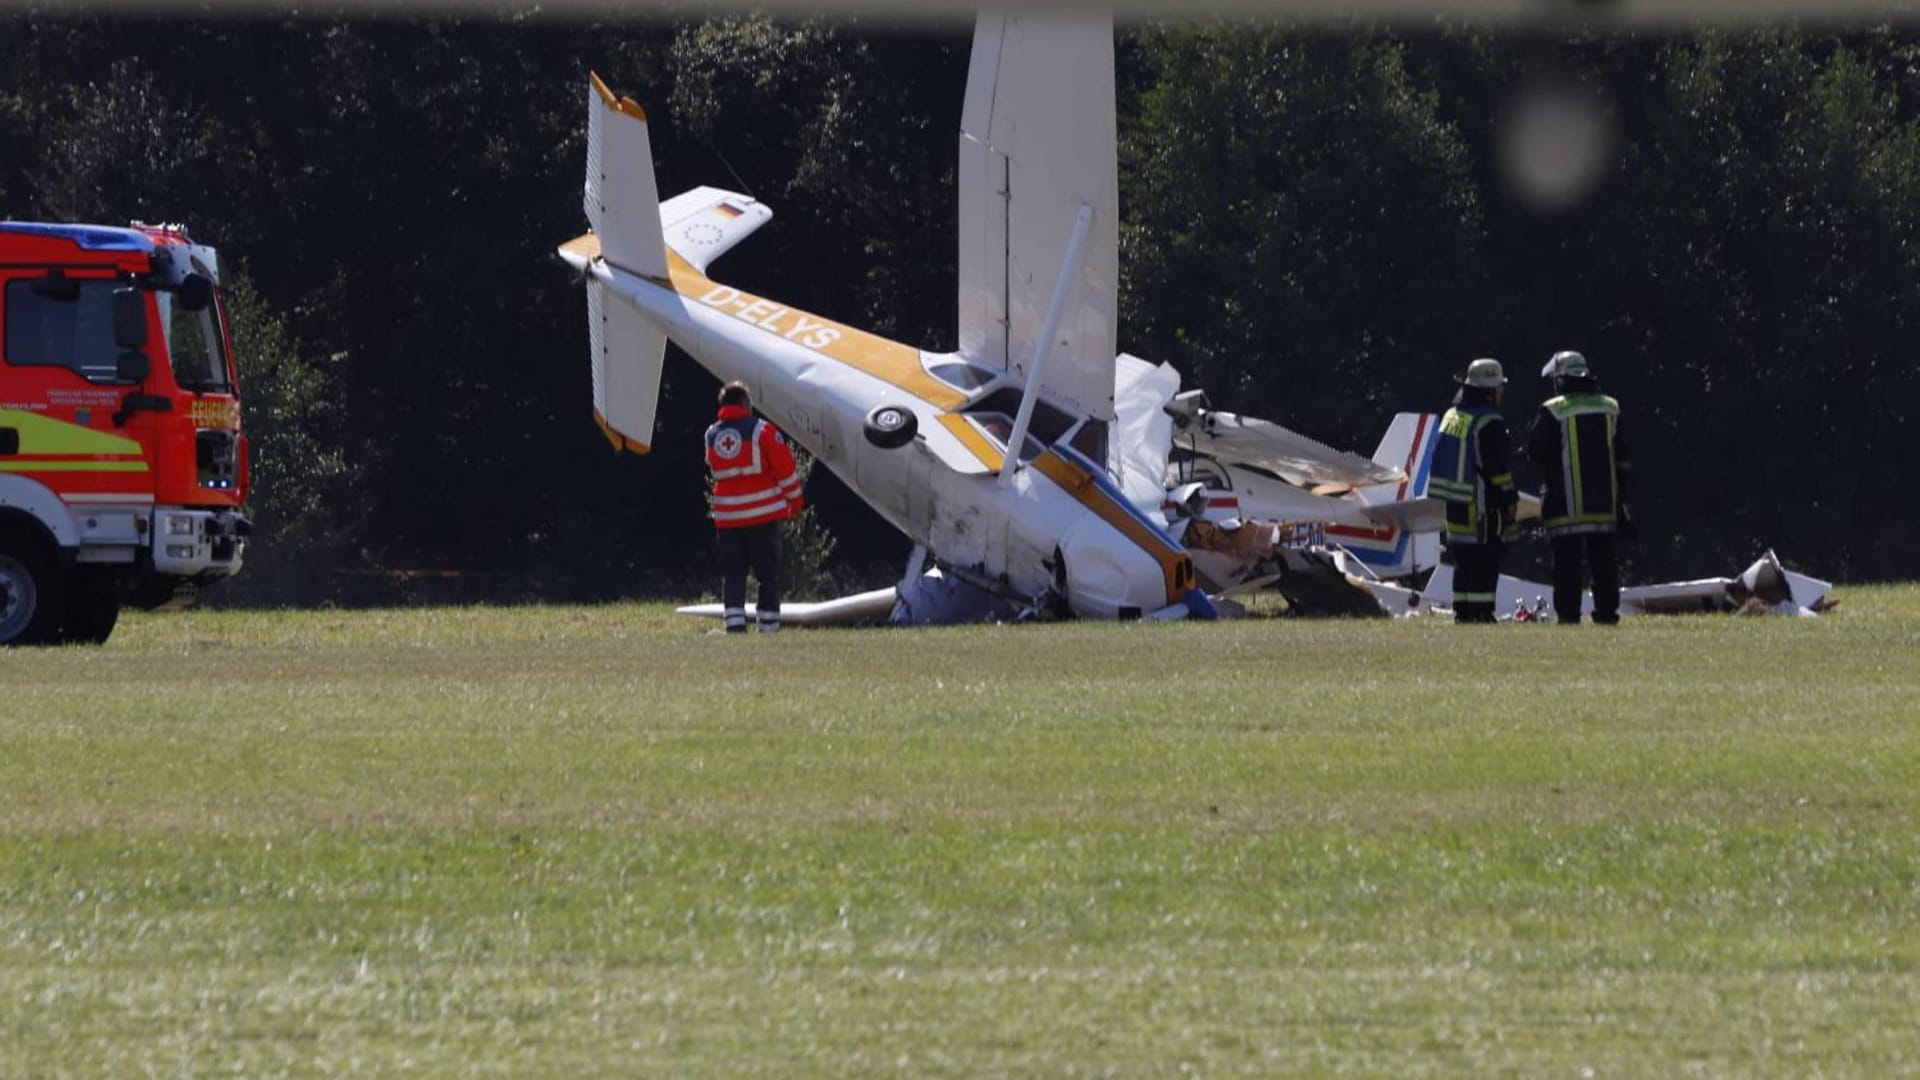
[957,12,1118,422]
[585,72,668,280]
[587,276,666,453]
[1328,412,1445,579]
[660,186,773,275]
[1368,412,1440,499]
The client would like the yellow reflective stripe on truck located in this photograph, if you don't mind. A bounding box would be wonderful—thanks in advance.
[0,460,149,472]
[0,408,145,456]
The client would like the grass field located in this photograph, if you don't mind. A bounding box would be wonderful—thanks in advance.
[2,587,1917,1076]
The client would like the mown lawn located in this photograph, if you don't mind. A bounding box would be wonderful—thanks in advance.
[2,588,1916,1075]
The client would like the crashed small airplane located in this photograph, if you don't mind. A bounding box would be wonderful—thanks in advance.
[559,11,1449,622]
[561,12,1830,625]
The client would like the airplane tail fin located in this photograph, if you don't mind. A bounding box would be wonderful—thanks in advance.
[1368,412,1440,499]
[1330,413,1444,578]
[574,76,775,454]
[580,73,670,453]
[586,276,665,453]
[585,72,669,280]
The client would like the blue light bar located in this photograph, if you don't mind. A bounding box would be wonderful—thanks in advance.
[0,222,157,253]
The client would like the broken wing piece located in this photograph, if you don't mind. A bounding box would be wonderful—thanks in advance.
[1185,410,1405,490]
[677,588,900,628]
[1415,550,1835,619]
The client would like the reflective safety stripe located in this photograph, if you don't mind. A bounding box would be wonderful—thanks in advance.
[1545,393,1619,421]
[0,408,144,456]
[1454,590,1496,602]
[0,460,149,472]
[1442,410,1473,498]
[1547,520,1616,536]
[712,502,789,523]
[1547,393,1619,529]
[712,489,785,507]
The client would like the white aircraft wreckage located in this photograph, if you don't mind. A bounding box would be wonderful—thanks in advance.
[560,12,1831,626]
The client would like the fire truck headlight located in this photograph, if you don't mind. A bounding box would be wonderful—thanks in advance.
[166,544,198,560]
[163,514,198,537]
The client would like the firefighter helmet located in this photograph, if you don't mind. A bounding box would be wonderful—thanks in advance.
[1454,357,1508,388]
[1541,350,1591,379]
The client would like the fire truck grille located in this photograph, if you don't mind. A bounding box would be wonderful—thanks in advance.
[196,429,238,490]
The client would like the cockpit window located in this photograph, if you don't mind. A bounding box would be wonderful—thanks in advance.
[1067,419,1108,464]
[962,389,1112,470]
[970,412,1044,463]
[927,361,998,393]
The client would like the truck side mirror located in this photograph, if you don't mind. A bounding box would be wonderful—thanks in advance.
[177,274,214,312]
[112,287,148,349]
[116,350,150,384]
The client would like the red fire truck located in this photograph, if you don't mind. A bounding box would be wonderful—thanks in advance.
[0,221,249,645]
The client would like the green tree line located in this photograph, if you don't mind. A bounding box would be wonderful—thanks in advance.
[1,13,1912,601]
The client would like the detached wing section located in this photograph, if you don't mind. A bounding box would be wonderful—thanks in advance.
[957,12,1118,422]
[1191,411,1406,490]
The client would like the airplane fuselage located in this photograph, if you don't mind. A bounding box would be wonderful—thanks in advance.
[563,236,1195,618]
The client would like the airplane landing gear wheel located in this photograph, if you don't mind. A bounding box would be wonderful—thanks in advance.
[863,404,918,449]
[0,533,64,647]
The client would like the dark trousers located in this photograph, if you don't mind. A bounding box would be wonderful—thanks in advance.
[717,523,782,629]
[1551,531,1619,625]
[1451,540,1503,624]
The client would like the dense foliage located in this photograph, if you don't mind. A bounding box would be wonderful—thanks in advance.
[1,14,1912,601]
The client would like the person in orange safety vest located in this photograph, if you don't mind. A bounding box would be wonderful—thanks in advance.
[705,380,804,633]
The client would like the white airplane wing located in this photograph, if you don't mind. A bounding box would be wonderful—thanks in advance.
[677,587,900,628]
[957,11,1119,423]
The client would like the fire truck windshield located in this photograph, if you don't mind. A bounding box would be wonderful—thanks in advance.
[157,289,231,393]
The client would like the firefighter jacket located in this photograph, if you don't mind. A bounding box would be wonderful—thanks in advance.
[1429,403,1519,545]
[705,404,804,529]
[1527,391,1630,536]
